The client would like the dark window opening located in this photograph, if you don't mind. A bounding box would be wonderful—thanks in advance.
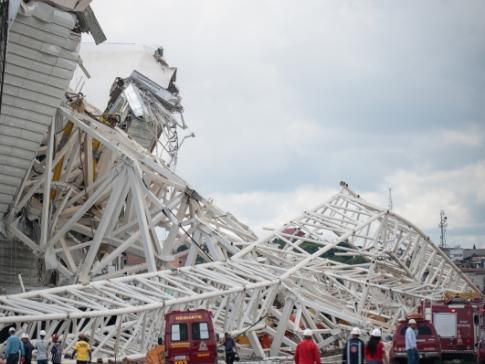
[192,322,209,340]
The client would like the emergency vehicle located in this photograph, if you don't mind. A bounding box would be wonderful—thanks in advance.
[165,309,217,364]
[390,315,442,363]
[419,297,485,360]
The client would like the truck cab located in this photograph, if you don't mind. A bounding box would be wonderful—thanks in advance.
[165,309,217,364]
[390,317,442,364]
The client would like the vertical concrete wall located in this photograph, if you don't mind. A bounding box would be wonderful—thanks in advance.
[0,2,81,292]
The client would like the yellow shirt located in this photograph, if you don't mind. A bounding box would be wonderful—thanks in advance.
[73,340,91,361]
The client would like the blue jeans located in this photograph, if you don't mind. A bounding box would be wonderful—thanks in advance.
[6,354,19,364]
[407,348,419,364]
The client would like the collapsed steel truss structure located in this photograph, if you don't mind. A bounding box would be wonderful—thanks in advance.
[0,129,477,356]
[0,0,478,361]
[4,104,255,286]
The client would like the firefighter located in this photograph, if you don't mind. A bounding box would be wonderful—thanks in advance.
[294,329,321,364]
[364,328,388,364]
[342,327,364,364]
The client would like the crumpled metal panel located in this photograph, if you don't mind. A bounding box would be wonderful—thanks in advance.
[39,0,92,12]
[0,1,80,215]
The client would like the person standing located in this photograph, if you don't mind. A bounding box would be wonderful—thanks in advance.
[342,327,364,364]
[294,329,321,364]
[72,334,91,364]
[5,327,24,364]
[50,335,63,364]
[222,333,237,364]
[364,329,388,364]
[20,334,33,364]
[145,337,165,364]
[33,330,49,364]
[405,319,419,364]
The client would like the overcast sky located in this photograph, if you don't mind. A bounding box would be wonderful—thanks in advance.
[85,0,485,248]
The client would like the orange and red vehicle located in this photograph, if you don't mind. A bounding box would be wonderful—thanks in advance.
[419,298,485,360]
[165,309,217,364]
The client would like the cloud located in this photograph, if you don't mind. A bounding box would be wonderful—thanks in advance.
[81,1,485,248]
[440,128,483,147]
[383,161,485,247]
[211,161,485,248]
[211,185,337,236]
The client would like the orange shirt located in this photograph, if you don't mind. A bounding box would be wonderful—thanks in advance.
[146,345,165,364]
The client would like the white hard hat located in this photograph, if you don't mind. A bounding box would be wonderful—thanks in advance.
[40,330,47,336]
[408,319,417,324]
[21,333,29,339]
[351,327,361,336]
[303,329,312,337]
[371,328,381,337]
[9,327,15,333]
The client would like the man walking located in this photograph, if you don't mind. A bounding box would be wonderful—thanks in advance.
[222,333,237,364]
[50,335,63,364]
[294,329,321,364]
[33,330,49,364]
[405,319,419,364]
[5,327,24,364]
[342,327,364,364]
[72,334,91,364]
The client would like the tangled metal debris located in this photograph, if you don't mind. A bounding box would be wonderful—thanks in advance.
[0,0,478,361]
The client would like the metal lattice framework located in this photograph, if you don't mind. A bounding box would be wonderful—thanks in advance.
[0,1,478,360]
[0,144,478,358]
[3,102,255,286]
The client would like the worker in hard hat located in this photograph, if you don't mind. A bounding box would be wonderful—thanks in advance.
[342,327,364,364]
[4,327,25,364]
[364,328,388,364]
[405,319,419,364]
[33,330,49,364]
[294,329,321,364]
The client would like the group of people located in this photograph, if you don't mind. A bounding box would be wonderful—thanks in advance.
[340,327,388,364]
[2,328,92,364]
[294,319,419,364]
[293,327,388,364]
[4,322,419,364]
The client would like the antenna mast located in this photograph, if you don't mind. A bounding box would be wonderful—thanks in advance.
[439,210,448,248]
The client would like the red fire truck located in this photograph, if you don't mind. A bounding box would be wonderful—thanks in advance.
[419,298,485,360]
[165,309,218,364]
